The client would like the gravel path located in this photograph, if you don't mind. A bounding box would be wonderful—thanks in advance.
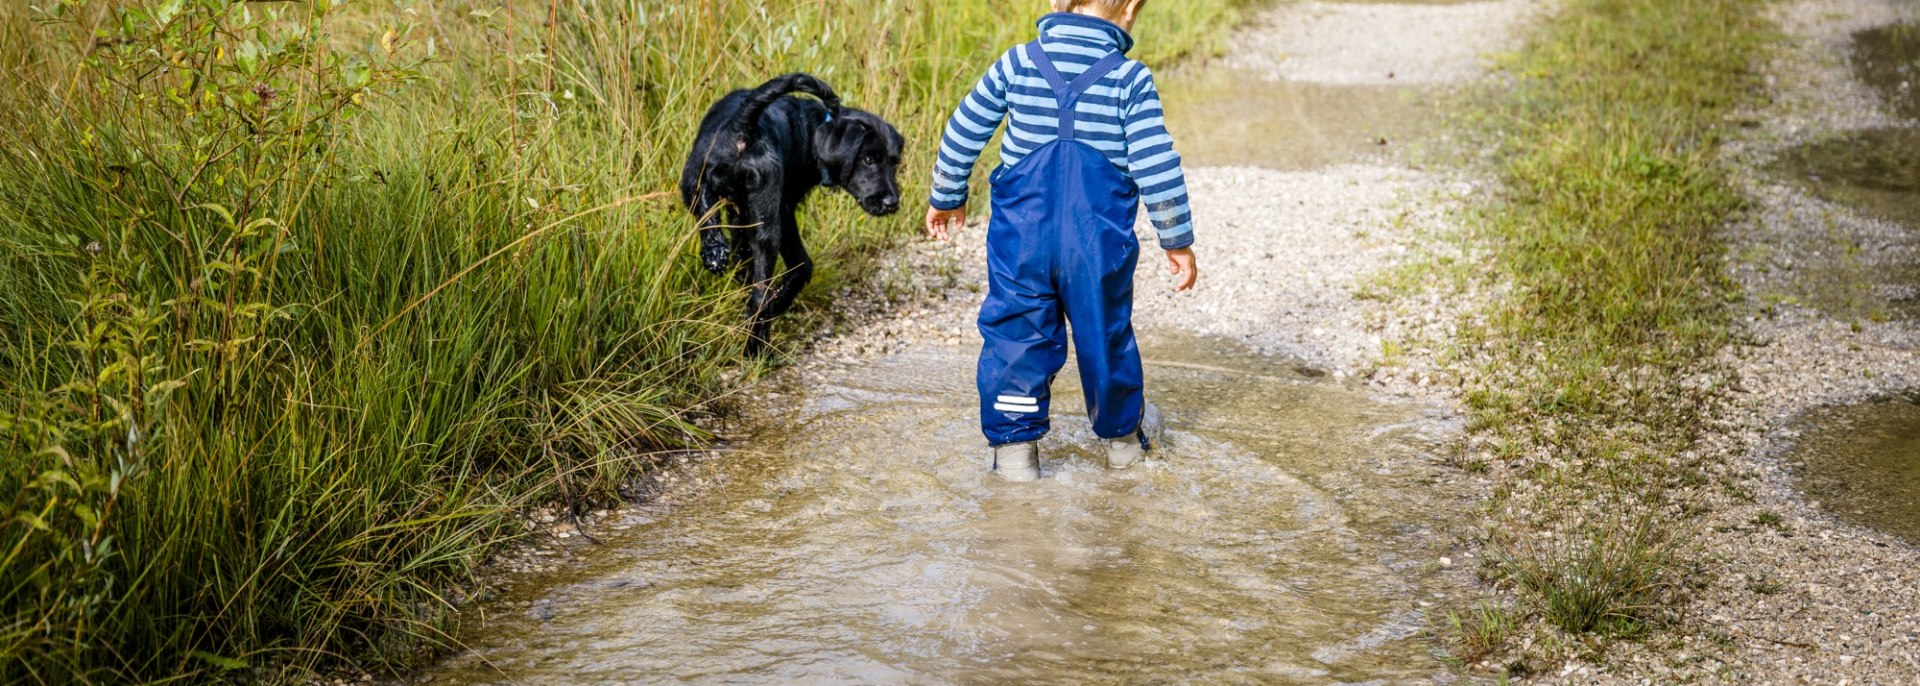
[1222,0,1536,85]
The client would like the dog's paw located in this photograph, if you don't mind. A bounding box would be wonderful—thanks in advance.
[700,243,732,275]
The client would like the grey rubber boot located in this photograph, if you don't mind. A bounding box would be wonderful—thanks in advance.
[1106,438,1145,470]
[1108,401,1162,470]
[993,442,1040,482]
[1141,401,1165,447]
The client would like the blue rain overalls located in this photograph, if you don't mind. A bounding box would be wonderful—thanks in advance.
[978,42,1147,449]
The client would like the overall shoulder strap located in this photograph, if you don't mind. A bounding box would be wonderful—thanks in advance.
[1023,40,1131,141]
[1023,41,1071,102]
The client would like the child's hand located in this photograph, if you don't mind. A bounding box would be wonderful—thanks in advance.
[924,206,967,242]
[1166,248,1198,292]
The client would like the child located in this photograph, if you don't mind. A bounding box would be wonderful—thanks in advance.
[924,0,1198,482]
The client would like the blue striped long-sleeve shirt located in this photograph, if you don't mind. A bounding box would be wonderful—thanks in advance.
[930,13,1195,250]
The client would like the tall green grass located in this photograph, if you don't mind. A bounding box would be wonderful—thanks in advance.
[0,1,1247,683]
[1461,0,1771,647]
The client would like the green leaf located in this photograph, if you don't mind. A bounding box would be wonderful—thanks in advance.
[146,378,189,404]
[189,651,248,671]
[340,61,372,90]
[14,512,51,532]
[236,39,262,76]
[36,470,80,493]
[72,503,99,530]
[154,0,183,25]
[190,203,236,227]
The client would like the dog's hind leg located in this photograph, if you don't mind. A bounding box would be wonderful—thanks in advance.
[766,205,814,319]
[743,254,778,357]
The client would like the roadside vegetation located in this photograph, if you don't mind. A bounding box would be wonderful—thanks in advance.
[1447,0,1774,672]
[0,1,1247,683]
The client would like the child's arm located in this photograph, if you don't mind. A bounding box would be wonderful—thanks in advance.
[1122,67,1194,250]
[925,50,1016,240]
[1122,66,1198,290]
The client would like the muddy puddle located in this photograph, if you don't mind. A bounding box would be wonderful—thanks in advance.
[1852,21,1919,119]
[423,334,1469,685]
[1790,396,1920,543]
[1162,71,1441,170]
[1761,128,1920,321]
[1774,124,1920,232]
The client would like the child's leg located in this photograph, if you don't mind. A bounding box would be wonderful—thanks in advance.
[977,250,1068,446]
[1061,242,1145,443]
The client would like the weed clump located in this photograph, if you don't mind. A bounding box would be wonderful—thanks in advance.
[1494,518,1683,637]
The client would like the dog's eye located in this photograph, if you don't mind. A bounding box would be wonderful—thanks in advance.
[861,155,876,166]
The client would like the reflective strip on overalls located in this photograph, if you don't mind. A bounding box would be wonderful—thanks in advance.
[977,40,1146,448]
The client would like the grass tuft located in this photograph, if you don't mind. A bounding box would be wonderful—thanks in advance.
[1442,598,1517,665]
[1494,517,1682,638]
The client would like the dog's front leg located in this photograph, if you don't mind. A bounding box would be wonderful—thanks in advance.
[693,193,733,275]
[743,248,778,357]
[741,199,783,357]
[766,206,814,319]
[729,225,754,285]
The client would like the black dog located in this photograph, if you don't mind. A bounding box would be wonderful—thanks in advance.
[680,73,904,356]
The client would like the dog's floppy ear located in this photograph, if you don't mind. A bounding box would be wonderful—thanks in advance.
[812,117,869,189]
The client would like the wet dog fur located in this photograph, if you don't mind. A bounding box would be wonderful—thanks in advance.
[680,73,904,356]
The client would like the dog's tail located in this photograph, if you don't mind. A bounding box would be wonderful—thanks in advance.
[728,73,842,141]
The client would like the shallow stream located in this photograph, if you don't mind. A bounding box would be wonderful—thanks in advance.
[424,336,1470,684]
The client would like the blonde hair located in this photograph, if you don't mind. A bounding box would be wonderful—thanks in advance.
[1056,0,1146,13]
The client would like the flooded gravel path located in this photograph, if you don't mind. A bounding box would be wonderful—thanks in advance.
[419,1,1532,683]
[428,336,1471,684]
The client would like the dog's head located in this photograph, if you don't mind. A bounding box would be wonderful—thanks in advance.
[814,109,904,217]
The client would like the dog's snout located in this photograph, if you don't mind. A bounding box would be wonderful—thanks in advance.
[858,193,901,217]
